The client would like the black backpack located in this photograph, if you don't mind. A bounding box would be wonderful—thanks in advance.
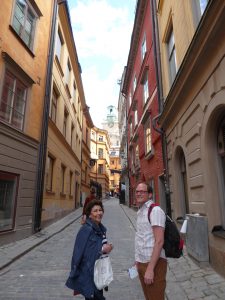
[148,204,183,258]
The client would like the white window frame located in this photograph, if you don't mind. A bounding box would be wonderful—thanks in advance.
[143,76,149,104]
[167,28,177,85]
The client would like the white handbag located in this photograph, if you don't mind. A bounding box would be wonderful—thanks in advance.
[94,255,113,290]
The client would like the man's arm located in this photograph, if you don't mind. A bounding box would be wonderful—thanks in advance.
[144,226,164,284]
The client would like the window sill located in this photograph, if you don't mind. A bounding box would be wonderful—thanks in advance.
[69,195,73,199]
[60,192,66,198]
[144,150,154,160]
[46,190,55,195]
[55,55,64,77]
[9,25,35,57]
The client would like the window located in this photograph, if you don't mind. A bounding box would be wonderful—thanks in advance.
[134,110,138,127]
[141,35,146,60]
[98,164,103,174]
[63,109,68,137]
[192,0,208,26]
[135,145,140,167]
[0,70,27,130]
[145,124,152,154]
[12,0,38,50]
[86,128,88,144]
[50,88,58,123]
[61,164,66,194]
[130,122,133,138]
[111,180,115,186]
[167,28,177,84]
[99,135,103,142]
[69,171,73,196]
[0,171,18,232]
[111,160,114,165]
[66,59,71,85]
[73,81,76,102]
[133,76,137,93]
[55,28,64,62]
[143,76,149,104]
[71,124,74,147]
[98,148,104,159]
[46,155,54,191]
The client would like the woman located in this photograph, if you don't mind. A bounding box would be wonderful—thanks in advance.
[66,200,113,300]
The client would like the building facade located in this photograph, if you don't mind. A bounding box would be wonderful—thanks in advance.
[42,1,84,226]
[122,0,164,207]
[81,106,94,205]
[118,68,130,205]
[157,0,225,276]
[90,127,110,198]
[0,0,55,245]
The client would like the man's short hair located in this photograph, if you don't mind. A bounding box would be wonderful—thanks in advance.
[137,181,153,194]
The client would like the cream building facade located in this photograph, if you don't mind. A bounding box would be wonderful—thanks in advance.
[42,2,85,226]
[157,0,225,276]
[81,106,94,204]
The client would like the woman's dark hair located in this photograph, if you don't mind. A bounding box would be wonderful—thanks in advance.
[85,200,104,217]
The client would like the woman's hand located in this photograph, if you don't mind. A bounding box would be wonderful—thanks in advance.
[102,243,113,254]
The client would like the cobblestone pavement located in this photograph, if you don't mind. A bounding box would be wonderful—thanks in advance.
[0,198,225,300]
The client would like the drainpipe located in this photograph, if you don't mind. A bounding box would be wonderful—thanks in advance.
[151,0,171,217]
[33,0,58,232]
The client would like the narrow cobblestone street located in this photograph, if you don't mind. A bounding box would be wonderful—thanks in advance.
[0,199,143,300]
[1,198,225,300]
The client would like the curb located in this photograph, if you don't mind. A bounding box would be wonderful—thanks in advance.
[0,209,82,271]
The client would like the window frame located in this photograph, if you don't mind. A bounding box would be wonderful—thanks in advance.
[46,155,54,192]
[0,69,28,130]
[0,171,19,232]
[11,0,39,51]
[167,27,177,85]
[141,34,147,60]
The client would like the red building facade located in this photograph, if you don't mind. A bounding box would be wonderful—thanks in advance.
[122,0,164,206]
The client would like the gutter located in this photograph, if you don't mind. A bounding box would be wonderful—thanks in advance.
[33,0,58,232]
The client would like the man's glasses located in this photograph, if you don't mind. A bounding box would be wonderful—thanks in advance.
[135,190,148,195]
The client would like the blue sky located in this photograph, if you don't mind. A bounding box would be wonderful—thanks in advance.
[67,0,136,127]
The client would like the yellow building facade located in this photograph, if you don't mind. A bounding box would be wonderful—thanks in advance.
[109,156,121,196]
[42,2,85,225]
[0,0,54,244]
[90,127,110,198]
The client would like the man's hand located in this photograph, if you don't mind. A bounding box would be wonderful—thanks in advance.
[144,266,154,285]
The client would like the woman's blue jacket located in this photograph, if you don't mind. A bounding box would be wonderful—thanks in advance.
[65,218,106,298]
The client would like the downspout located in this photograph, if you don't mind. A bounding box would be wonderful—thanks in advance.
[33,0,58,232]
[151,0,171,217]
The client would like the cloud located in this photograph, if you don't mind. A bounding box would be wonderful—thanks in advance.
[69,0,135,127]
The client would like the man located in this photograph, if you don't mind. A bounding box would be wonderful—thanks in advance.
[135,182,167,300]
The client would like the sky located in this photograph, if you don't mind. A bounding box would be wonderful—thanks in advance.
[67,0,136,128]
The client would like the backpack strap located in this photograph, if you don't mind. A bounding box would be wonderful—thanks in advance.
[147,203,159,223]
